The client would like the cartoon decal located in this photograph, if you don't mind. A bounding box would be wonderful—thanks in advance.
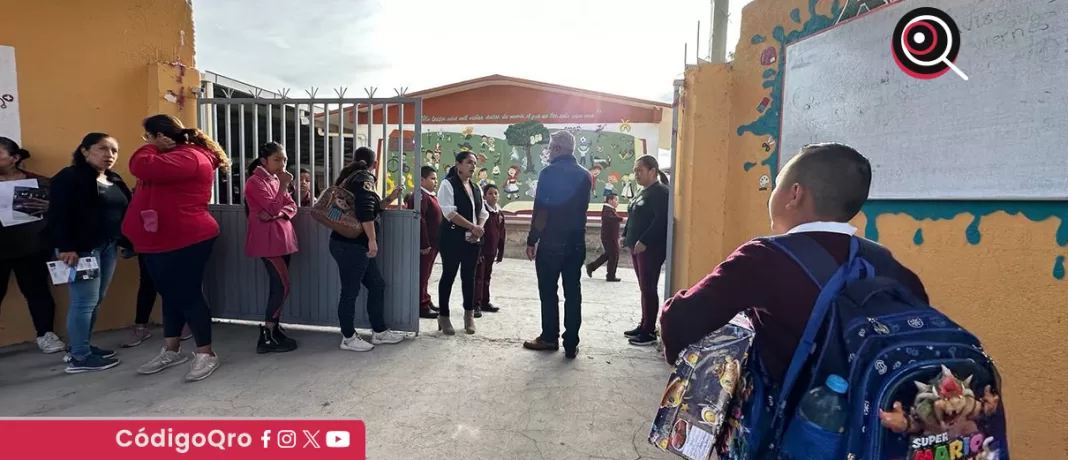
[759,175,771,191]
[879,365,1002,460]
[503,165,522,200]
[619,120,632,132]
[756,97,771,113]
[760,47,778,66]
[620,174,636,199]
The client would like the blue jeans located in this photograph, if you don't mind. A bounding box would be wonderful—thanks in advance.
[64,240,118,359]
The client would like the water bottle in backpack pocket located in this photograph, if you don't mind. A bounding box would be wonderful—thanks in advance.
[780,375,850,460]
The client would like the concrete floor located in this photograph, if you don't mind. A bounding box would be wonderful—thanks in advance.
[0,258,676,460]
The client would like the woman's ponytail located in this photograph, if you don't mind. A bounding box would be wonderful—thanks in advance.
[658,170,669,184]
[186,128,232,174]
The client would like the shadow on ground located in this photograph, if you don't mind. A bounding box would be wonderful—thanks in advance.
[0,258,674,460]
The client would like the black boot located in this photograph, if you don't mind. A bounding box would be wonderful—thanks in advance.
[481,303,500,313]
[257,325,298,353]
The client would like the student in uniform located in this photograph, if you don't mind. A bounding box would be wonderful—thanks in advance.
[331,147,406,352]
[436,152,488,335]
[586,192,623,282]
[473,183,506,316]
[405,165,442,319]
[243,142,299,353]
[659,143,929,387]
[47,133,133,373]
[621,155,670,346]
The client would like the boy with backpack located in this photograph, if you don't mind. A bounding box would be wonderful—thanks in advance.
[659,143,1007,460]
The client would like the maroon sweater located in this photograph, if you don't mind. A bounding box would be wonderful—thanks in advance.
[406,189,443,250]
[480,205,506,259]
[659,232,929,382]
[600,204,623,242]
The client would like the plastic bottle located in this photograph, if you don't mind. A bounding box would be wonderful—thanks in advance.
[797,374,850,433]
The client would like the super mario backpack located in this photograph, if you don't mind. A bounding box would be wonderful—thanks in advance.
[715,233,1008,460]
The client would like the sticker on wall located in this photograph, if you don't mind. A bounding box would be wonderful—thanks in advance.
[761,137,776,152]
[756,97,771,113]
[619,120,632,132]
[760,47,778,66]
[526,179,539,198]
[620,174,636,199]
[758,175,771,191]
[462,126,474,138]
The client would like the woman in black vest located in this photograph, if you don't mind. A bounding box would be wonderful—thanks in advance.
[435,151,488,335]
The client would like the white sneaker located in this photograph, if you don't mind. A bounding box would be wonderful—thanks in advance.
[371,330,407,345]
[185,352,220,381]
[340,334,374,352]
[36,332,66,354]
[137,346,189,375]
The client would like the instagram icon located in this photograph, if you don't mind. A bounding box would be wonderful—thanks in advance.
[277,430,297,449]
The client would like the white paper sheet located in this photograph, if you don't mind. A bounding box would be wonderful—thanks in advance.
[0,45,21,145]
[46,256,100,285]
[0,178,40,227]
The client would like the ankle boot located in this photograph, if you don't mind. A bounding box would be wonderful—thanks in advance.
[438,316,455,336]
[464,310,476,335]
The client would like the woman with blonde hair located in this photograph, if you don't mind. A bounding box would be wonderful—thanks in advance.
[122,114,231,382]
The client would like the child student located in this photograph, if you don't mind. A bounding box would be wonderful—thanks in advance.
[659,143,929,384]
[473,183,506,317]
[405,166,442,319]
[586,191,623,282]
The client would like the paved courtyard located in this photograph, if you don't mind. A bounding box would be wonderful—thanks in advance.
[0,258,676,460]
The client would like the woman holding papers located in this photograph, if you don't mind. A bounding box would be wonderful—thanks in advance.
[46,133,132,373]
[123,114,230,382]
[243,142,299,353]
[0,136,66,354]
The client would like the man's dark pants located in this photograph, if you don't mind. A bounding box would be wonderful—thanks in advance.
[535,241,585,349]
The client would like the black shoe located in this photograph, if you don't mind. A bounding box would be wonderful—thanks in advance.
[420,309,440,319]
[64,345,116,359]
[481,303,500,313]
[429,304,439,312]
[257,325,298,353]
[586,265,594,278]
[628,332,658,346]
[606,277,622,282]
[564,347,579,359]
[473,307,483,318]
[623,327,643,338]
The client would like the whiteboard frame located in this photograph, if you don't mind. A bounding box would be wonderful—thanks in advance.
[777,0,1066,202]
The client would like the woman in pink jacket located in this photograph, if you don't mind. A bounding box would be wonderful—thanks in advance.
[243,142,299,353]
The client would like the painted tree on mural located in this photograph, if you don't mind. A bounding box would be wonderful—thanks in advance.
[504,119,550,173]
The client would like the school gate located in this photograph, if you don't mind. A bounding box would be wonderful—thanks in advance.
[196,83,424,333]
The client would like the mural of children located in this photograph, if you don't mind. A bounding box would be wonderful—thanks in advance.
[604,172,621,197]
[477,168,491,187]
[480,135,489,150]
[525,179,538,198]
[620,173,635,199]
[487,137,495,153]
[539,146,551,166]
[503,165,522,200]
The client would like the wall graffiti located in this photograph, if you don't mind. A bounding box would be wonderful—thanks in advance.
[734,0,1068,278]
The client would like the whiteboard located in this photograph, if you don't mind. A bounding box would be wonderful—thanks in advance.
[779,0,1068,200]
[0,46,20,146]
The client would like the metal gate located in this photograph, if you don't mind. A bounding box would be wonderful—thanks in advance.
[195,79,424,333]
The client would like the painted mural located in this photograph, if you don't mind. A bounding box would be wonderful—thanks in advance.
[734,0,1068,278]
[381,120,655,213]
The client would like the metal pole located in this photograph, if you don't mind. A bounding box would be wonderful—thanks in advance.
[238,103,246,198]
[323,103,331,183]
[663,80,682,301]
[381,104,389,196]
[413,99,422,213]
[224,102,233,205]
[293,103,302,203]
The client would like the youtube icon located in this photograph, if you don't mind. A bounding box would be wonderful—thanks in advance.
[326,431,350,448]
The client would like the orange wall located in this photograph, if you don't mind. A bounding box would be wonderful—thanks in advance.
[671,0,1067,457]
[0,0,199,346]
[351,84,664,125]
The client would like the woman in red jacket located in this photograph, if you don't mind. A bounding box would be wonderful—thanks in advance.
[243,142,299,353]
[122,114,230,382]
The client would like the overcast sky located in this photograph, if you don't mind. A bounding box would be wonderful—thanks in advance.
[193,0,752,103]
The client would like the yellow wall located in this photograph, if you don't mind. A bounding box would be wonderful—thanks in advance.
[0,0,199,346]
[671,0,1067,457]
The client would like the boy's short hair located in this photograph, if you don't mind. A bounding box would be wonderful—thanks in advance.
[782,142,872,222]
[604,193,617,202]
[420,165,436,179]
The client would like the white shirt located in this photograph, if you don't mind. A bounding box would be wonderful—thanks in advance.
[786,221,858,236]
[420,186,435,196]
[437,179,490,223]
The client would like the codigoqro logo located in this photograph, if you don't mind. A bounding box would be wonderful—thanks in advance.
[891,7,969,81]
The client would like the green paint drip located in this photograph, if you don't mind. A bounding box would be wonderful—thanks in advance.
[913,228,924,245]
[763,69,777,78]
[751,35,766,44]
[862,201,1068,248]
[790,8,802,23]
[743,162,757,172]
[1054,256,1066,280]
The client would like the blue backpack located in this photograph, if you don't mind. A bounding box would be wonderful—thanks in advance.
[717,234,1009,460]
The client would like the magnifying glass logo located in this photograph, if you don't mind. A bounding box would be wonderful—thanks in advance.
[892,7,968,81]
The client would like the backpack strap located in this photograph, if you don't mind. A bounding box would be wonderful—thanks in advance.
[759,234,860,420]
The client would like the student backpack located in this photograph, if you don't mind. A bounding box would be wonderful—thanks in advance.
[717,234,1009,460]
